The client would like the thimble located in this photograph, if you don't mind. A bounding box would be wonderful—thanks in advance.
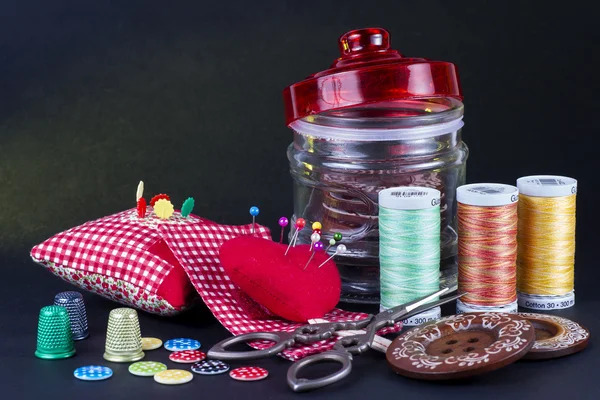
[54,291,89,340]
[35,305,76,359]
[103,308,145,362]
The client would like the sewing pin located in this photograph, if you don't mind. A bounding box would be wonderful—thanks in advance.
[303,241,324,270]
[136,181,144,202]
[325,232,342,252]
[309,232,321,252]
[249,206,260,235]
[291,218,306,247]
[317,244,347,269]
[278,217,289,244]
[285,218,306,255]
[325,238,336,253]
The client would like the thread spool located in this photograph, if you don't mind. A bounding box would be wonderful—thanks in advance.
[456,184,519,314]
[378,187,441,326]
[516,175,577,310]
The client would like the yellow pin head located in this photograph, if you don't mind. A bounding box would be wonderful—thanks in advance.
[154,199,174,220]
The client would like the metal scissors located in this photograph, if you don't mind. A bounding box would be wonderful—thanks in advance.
[208,286,463,392]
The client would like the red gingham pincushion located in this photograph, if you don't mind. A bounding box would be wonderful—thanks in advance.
[31,207,202,315]
[31,207,400,360]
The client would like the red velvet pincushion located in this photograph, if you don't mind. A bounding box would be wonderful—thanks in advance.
[220,236,341,322]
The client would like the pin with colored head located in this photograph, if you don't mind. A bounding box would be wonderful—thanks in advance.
[137,198,147,218]
[285,218,306,255]
[309,232,321,252]
[136,181,144,202]
[325,232,342,252]
[311,221,322,236]
[325,238,336,253]
[304,241,324,270]
[181,197,195,218]
[278,217,289,244]
[136,181,146,218]
[249,206,260,235]
[317,244,347,269]
[292,218,306,247]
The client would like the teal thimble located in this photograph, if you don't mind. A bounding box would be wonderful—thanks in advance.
[35,305,76,359]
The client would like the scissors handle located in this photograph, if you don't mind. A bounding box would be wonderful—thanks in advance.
[287,350,352,392]
[207,331,295,361]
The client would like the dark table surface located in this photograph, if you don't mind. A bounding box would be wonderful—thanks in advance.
[1,1,599,398]
[2,249,599,400]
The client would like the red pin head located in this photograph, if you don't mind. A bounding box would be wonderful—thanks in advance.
[285,217,307,256]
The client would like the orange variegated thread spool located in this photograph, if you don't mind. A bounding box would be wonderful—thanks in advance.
[456,184,519,313]
[516,175,577,310]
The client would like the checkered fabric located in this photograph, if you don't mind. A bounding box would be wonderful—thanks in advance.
[159,221,401,361]
[32,207,400,360]
[31,208,202,294]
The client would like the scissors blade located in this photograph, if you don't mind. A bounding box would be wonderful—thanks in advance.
[401,285,457,313]
[386,285,458,322]
[355,286,458,349]
[335,289,464,355]
[400,291,465,322]
[292,318,375,344]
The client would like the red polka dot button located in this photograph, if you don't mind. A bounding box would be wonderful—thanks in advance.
[229,366,269,382]
[168,350,207,364]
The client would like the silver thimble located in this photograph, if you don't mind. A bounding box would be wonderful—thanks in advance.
[54,291,89,340]
[103,308,145,362]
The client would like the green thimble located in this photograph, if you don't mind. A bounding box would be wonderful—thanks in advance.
[35,305,76,359]
[103,308,145,363]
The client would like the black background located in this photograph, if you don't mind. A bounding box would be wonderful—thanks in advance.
[1,1,599,399]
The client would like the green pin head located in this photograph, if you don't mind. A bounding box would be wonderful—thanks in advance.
[181,197,195,218]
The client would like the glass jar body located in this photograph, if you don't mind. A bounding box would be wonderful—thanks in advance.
[287,103,468,303]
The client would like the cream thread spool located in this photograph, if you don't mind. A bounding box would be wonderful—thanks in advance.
[456,184,519,314]
[378,187,442,326]
[516,175,577,310]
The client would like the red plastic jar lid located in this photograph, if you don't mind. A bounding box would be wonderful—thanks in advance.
[283,28,463,126]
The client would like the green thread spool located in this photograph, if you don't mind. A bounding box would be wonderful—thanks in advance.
[378,187,441,314]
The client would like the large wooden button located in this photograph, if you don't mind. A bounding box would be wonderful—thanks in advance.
[517,313,590,360]
[386,313,535,380]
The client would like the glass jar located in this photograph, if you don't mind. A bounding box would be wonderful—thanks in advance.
[283,28,468,303]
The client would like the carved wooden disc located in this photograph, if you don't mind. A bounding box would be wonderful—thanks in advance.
[517,313,590,360]
[386,313,535,380]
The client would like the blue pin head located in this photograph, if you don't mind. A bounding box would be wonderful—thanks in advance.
[249,206,260,217]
